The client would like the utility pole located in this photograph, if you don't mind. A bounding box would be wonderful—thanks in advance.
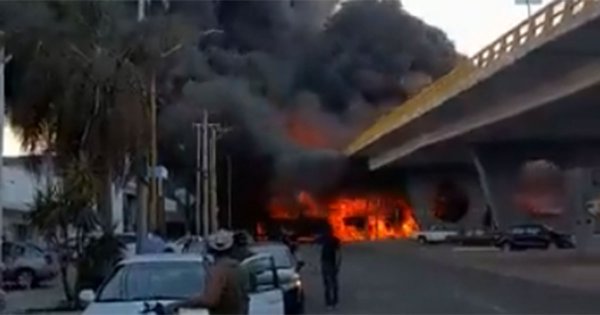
[148,72,158,233]
[138,0,160,234]
[135,0,148,253]
[201,110,209,237]
[209,126,219,233]
[0,31,6,260]
[194,123,201,235]
[194,112,230,236]
[227,155,232,228]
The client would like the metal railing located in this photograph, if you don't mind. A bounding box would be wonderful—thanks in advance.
[345,0,599,155]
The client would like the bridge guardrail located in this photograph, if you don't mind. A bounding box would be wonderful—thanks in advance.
[346,0,598,155]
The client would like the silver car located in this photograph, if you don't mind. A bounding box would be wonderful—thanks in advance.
[2,242,58,289]
[80,253,284,315]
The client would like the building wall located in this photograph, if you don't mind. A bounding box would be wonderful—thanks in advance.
[1,157,128,240]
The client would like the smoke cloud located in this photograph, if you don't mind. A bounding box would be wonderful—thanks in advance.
[159,0,458,195]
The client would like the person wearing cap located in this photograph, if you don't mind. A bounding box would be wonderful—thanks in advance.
[165,230,247,315]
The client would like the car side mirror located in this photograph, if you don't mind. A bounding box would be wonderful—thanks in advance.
[78,289,95,306]
[296,260,305,271]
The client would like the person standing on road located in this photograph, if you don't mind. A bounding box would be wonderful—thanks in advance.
[165,229,247,315]
[320,224,341,310]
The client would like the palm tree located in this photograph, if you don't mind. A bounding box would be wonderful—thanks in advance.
[3,1,192,229]
[29,158,98,302]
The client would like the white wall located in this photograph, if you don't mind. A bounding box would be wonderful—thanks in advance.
[2,158,126,238]
[3,163,44,212]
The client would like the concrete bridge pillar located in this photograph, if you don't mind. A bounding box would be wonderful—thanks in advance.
[472,141,600,234]
[405,167,486,229]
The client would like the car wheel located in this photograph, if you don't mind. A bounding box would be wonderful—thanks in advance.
[417,236,427,244]
[547,241,557,250]
[501,242,511,252]
[16,269,35,290]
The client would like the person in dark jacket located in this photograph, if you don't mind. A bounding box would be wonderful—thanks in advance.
[319,224,341,310]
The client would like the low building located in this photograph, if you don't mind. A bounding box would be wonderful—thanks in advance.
[1,157,134,241]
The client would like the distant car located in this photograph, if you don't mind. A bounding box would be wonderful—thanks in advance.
[495,224,575,251]
[250,242,305,315]
[2,242,58,289]
[410,226,458,244]
[80,254,284,315]
[447,229,500,246]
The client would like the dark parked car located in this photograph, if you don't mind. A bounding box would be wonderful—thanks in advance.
[447,229,500,246]
[495,224,574,250]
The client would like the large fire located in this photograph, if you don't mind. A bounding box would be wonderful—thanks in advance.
[269,191,420,242]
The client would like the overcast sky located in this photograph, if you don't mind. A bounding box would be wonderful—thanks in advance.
[2,0,551,156]
[402,0,550,55]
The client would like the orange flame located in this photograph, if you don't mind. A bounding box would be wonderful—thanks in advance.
[269,191,419,242]
[286,116,331,149]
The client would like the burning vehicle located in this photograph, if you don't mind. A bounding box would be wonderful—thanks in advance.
[269,191,419,242]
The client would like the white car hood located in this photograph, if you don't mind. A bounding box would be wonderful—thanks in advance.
[82,300,209,315]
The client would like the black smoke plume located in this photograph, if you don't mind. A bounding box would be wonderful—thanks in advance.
[160,0,458,198]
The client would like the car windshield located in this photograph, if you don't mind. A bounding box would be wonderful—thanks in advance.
[96,261,205,302]
[250,245,294,269]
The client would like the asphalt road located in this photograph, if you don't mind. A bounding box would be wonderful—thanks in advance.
[300,241,600,314]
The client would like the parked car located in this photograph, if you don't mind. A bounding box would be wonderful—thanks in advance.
[2,242,58,289]
[447,229,500,246]
[80,253,284,315]
[250,242,305,314]
[410,225,458,244]
[495,224,575,251]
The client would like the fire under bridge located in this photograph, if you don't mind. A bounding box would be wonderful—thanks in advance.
[346,0,600,251]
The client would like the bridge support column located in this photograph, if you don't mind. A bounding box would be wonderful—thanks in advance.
[405,167,486,228]
[471,142,600,236]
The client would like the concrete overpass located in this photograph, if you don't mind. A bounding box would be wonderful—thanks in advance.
[346,0,600,247]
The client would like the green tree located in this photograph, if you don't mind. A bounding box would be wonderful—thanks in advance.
[29,158,98,302]
[3,1,192,229]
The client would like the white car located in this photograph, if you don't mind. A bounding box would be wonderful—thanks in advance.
[250,242,305,314]
[410,226,458,244]
[80,254,284,315]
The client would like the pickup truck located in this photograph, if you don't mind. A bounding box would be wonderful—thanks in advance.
[410,226,458,244]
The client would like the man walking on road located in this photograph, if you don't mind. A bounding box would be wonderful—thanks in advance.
[320,224,341,310]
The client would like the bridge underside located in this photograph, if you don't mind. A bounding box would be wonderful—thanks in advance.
[384,84,600,169]
[361,16,600,170]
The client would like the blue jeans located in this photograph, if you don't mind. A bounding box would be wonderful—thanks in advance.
[321,262,339,306]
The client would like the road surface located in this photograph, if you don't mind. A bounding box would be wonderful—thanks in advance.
[301,241,600,314]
